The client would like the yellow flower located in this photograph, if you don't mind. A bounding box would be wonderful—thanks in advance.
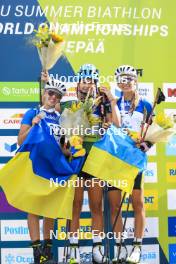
[70,102,83,112]
[34,24,62,48]
[70,102,77,112]
[74,145,83,150]
[69,136,83,147]
[73,149,86,157]
[88,114,101,125]
[35,43,43,48]
[69,136,86,158]
[128,130,141,142]
[51,33,64,43]
[77,101,83,109]
[83,98,94,113]
[38,24,49,33]
[155,113,174,129]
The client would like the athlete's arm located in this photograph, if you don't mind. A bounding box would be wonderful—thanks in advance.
[18,110,41,146]
[55,103,61,113]
[100,87,121,127]
[18,125,32,146]
[139,99,154,152]
[41,70,49,82]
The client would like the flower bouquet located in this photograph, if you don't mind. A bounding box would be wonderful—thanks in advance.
[60,94,102,157]
[144,112,176,143]
[60,96,101,140]
[126,88,176,148]
[33,23,65,70]
[127,112,176,147]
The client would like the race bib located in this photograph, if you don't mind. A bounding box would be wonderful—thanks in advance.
[121,111,144,132]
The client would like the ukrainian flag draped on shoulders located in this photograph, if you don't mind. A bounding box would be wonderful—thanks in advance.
[0,120,85,219]
[83,125,147,194]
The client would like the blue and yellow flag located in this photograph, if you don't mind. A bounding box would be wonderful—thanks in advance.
[83,125,147,194]
[0,120,85,219]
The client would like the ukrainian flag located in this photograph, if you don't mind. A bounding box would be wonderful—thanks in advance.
[0,120,85,219]
[83,125,147,194]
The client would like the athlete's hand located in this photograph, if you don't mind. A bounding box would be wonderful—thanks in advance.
[100,87,116,103]
[139,141,153,152]
[32,115,42,126]
[41,70,49,82]
[61,146,72,157]
[94,96,103,106]
[102,122,111,130]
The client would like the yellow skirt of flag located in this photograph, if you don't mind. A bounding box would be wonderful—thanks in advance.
[0,152,76,219]
[0,120,85,219]
[83,125,147,194]
[83,147,139,194]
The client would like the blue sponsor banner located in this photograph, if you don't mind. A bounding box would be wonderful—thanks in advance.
[166,135,176,156]
[169,244,176,264]
[168,217,176,237]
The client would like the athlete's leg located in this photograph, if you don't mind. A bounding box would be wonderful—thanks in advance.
[87,179,103,234]
[43,218,56,263]
[69,178,84,263]
[126,173,144,264]
[87,179,106,263]
[132,189,145,238]
[28,214,43,263]
[108,189,128,262]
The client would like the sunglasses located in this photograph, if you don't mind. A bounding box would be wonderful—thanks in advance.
[117,76,136,84]
[47,90,62,99]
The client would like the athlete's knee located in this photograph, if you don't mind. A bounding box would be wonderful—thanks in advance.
[132,200,144,213]
[110,202,122,216]
[90,201,102,216]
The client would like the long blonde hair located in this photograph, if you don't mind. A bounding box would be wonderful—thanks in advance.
[129,84,140,114]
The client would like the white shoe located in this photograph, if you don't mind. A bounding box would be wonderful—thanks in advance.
[112,243,128,263]
[69,244,80,264]
[126,245,141,263]
[92,243,107,263]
